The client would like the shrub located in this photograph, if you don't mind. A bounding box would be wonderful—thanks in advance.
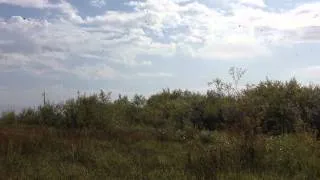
[0,111,16,125]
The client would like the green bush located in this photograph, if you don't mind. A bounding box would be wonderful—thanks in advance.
[0,111,16,125]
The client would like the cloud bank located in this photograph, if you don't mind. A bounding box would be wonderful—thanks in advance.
[0,0,319,80]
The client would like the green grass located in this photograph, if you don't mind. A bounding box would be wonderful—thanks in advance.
[0,125,320,179]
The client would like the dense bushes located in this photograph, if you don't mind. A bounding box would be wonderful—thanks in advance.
[3,73,320,137]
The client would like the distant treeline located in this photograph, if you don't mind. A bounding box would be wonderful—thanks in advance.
[2,67,320,138]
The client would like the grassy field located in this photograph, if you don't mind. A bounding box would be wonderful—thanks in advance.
[1,124,320,179]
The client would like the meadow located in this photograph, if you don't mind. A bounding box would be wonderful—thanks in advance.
[2,68,320,179]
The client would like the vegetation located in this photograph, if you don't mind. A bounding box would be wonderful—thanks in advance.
[2,67,320,179]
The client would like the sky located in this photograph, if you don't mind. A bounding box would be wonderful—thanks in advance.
[0,0,320,112]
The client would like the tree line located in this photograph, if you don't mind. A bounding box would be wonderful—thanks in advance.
[2,67,320,138]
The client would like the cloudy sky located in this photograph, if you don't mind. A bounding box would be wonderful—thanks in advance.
[0,0,320,111]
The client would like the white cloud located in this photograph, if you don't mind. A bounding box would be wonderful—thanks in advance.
[0,0,49,8]
[1,0,320,80]
[238,0,266,7]
[0,0,83,23]
[141,60,152,66]
[90,0,106,8]
[136,72,174,78]
[72,64,119,80]
[54,1,84,23]
[124,0,271,59]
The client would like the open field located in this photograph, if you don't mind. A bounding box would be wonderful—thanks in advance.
[0,124,320,179]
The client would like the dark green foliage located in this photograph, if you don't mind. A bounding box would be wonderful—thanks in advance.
[3,76,320,135]
[17,108,39,124]
[0,111,16,125]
